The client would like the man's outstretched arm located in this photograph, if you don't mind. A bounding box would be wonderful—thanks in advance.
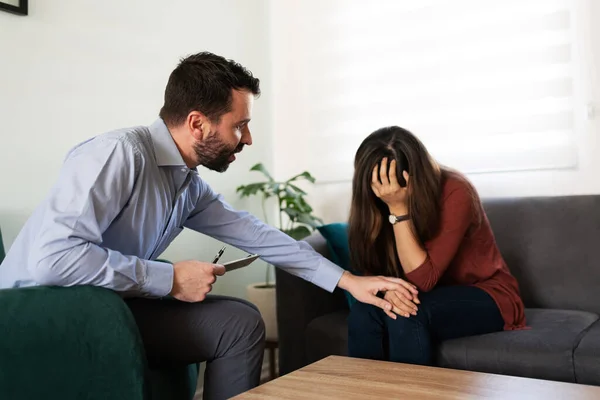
[185,179,419,314]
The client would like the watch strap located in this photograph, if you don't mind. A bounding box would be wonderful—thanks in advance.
[389,214,410,224]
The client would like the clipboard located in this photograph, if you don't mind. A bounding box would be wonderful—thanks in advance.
[222,254,260,272]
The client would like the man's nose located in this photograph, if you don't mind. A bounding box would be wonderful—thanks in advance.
[242,126,253,146]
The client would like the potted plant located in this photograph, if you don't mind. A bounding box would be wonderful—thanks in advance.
[236,163,323,340]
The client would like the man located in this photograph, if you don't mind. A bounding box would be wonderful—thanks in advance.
[0,52,419,399]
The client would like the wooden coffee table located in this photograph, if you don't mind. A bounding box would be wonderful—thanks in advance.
[234,355,600,399]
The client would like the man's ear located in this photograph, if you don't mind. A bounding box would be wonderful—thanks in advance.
[187,111,212,141]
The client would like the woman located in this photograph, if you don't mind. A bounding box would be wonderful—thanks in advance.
[347,126,526,366]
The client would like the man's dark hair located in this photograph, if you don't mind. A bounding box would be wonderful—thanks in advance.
[159,51,260,126]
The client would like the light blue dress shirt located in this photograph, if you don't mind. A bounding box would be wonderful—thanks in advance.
[0,119,344,297]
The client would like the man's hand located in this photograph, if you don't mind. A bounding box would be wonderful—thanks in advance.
[338,271,419,319]
[170,260,226,302]
[384,290,418,319]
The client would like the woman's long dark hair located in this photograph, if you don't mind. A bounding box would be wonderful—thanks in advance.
[348,126,480,278]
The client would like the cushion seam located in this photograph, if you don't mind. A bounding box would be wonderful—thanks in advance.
[571,316,600,383]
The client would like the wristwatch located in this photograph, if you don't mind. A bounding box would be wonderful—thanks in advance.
[389,214,410,225]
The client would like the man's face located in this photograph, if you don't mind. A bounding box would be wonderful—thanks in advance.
[193,89,254,172]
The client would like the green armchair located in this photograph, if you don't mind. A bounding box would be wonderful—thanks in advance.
[0,231,199,400]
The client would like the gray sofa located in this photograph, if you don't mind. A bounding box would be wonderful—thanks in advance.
[275,195,600,385]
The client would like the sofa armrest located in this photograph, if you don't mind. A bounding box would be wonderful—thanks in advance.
[275,232,348,375]
[0,285,146,400]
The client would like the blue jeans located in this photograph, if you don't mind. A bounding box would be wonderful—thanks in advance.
[348,285,504,365]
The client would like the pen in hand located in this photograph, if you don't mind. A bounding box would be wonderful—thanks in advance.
[212,246,226,264]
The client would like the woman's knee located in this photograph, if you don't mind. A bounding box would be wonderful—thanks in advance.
[348,301,383,328]
[387,313,429,333]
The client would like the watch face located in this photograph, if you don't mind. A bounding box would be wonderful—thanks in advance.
[389,215,396,224]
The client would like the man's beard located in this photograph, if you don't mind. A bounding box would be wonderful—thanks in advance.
[193,131,243,172]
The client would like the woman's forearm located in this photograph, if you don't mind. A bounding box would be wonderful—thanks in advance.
[389,206,428,274]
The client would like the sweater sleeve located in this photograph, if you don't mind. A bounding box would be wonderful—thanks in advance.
[405,184,473,292]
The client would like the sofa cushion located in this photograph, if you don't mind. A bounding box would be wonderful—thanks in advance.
[574,319,600,385]
[304,308,599,384]
[316,223,351,271]
[438,309,598,383]
[482,196,600,313]
[316,223,357,307]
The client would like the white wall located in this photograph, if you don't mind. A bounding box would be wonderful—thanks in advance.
[271,0,600,224]
[0,0,274,296]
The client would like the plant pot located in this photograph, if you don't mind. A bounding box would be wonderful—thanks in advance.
[246,283,278,341]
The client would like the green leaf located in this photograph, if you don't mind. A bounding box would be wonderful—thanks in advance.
[236,182,268,197]
[283,225,312,240]
[266,182,281,195]
[296,213,323,228]
[295,197,313,213]
[287,171,316,184]
[288,183,307,195]
[281,207,301,220]
[281,194,301,209]
[284,187,300,199]
[250,163,274,181]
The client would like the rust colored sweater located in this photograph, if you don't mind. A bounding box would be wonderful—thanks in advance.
[405,177,526,330]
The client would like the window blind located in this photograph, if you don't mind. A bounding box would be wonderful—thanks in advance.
[271,0,583,182]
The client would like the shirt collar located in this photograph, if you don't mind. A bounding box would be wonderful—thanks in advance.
[149,118,188,167]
